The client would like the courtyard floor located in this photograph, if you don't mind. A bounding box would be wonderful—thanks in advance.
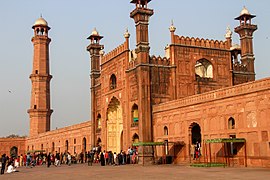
[0,163,270,180]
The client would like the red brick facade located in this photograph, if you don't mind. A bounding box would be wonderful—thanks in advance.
[26,122,91,154]
[153,78,270,167]
[1,1,269,167]
[0,138,25,157]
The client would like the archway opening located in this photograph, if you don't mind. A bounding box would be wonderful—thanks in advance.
[97,114,102,129]
[96,138,102,153]
[97,138,102,146]
[107,97,123,154]
[82,137,87,152]
[10,146,18,158]
[164,126,168,136]
[132,133,139,144]
[110,74,117,90]
[65,140,69,152]
[131,104,139,123]
[190,123,201,144]
[228,117,235,129]
[195,59,213,78]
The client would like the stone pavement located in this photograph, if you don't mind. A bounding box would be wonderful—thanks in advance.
[0,163,270,180]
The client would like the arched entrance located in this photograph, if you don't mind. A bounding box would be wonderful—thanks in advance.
[190,123,201,144]
[96,138,102,153]
[10,146,18,158]
[97,138,102,146]
[106,97,123,153]
[132,133,139,144]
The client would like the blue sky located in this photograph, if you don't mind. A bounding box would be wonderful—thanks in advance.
[0,0,269,137]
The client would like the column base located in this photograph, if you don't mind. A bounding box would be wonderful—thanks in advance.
[138,146,154,165]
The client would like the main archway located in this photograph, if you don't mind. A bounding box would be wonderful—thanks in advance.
[106,97,123,153]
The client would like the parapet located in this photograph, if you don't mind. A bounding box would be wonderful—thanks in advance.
[150,55,170,66]
[101,42,129,65]
[174,35,229,50]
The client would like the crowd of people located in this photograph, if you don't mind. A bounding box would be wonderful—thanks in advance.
[0,146,139,175]
[0,154,19,175]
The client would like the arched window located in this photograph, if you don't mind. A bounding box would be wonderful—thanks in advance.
[164,126,168,136]
[132,104,139,123]
[228,117,235,129]
[97,114,101,129]
[110,74,117,90]
[65,140,69,152]
[52,142,55,152]
[195,59,213,78]
[82,137,87,152]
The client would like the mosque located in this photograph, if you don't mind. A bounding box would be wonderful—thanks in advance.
[1,0,270,167]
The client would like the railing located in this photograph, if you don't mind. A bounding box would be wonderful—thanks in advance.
[131,122,138,127]
[96,128,101,133]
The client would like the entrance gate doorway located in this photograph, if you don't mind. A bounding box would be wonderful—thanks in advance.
[189,122,202,162]
[190,123,201,144]
[106,97,123,153]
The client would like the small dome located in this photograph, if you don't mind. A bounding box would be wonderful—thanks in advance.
[124,28,130,38]
[91,28,99,36]
[240,6,250,15]
[169,20,176,32]
[34,17,48,26]
[225,26,232,38]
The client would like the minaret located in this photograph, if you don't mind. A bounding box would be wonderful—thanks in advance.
[235,7,257,81]
[130,0,153,63]
[130,0,154,165]
[28,17,53,137]
[86,28,103,149]
[169,21,177,99]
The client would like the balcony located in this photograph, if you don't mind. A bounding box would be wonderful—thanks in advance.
[131,122,138,127]
[96,128,101,133]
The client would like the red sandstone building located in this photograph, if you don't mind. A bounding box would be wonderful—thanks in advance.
[1,0,269,167]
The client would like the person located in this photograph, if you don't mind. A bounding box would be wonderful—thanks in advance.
[80,152,84,164]
[26,153,31,167]
[113,152,117,165]
[105,151,109,165]
[14,158,19,168]
[108,151,113,165]
[6,162,18,173]
[47,153,51,168]
[55,151,60,167]
[196,141,201,158]
[19,154,23,167]
[100,151,105,166]
[1,154,7,175]
[67,152,71,166]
